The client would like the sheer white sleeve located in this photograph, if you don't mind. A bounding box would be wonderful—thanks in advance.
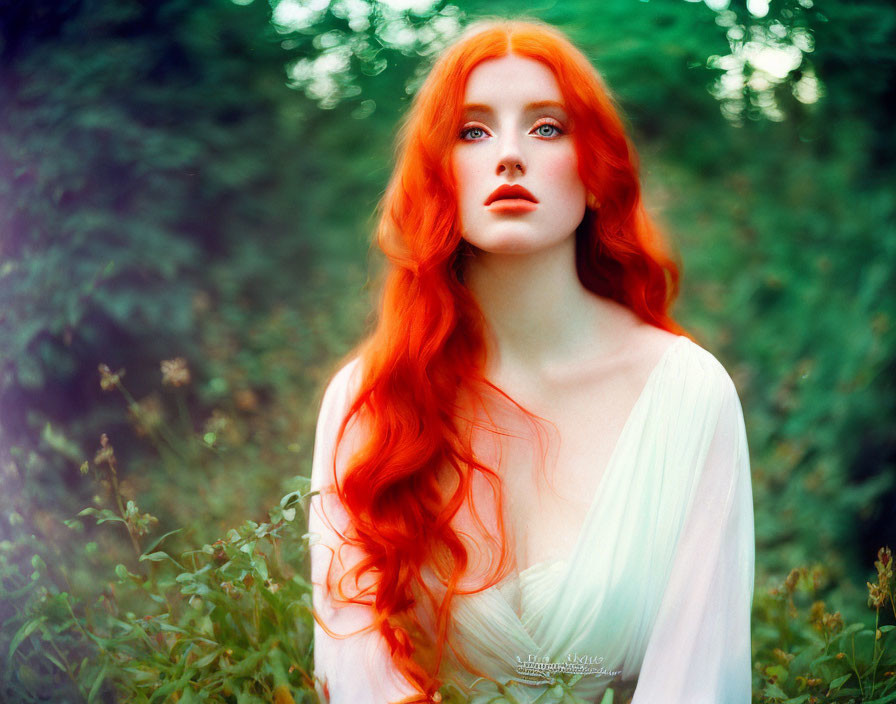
[631,372,755,704]
[308,361,427,704]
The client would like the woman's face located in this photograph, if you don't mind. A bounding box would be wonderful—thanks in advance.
[451,54,587,256]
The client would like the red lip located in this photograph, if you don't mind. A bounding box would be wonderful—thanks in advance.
[484,184,539,206]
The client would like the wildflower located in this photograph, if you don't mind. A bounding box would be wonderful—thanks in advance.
[94,434,115,467]
[868,581,887,609]
[875,546,892,593]
[98,364,124,391]
[806,600,842,636]
[124,500,159,537]
[821,611,843,635]
[771,648,794,665]
[809,601,825,625]
[810,567,825,592]
[161,357,191,387]
[784,567,806,594]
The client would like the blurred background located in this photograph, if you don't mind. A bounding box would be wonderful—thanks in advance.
[1,0,894,702]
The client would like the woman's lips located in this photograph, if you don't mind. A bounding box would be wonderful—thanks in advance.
[486,199,538,213]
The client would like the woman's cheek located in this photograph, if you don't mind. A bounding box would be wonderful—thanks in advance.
[545,148,581,185]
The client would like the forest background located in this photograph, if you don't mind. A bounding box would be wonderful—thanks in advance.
[1,0,894,702]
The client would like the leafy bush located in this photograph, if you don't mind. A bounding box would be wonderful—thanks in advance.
[751,551,896,703]
[2,448,319,703]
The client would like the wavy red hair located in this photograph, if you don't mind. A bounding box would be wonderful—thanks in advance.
[314,17,688,702]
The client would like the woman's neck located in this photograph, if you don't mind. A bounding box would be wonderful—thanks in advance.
[463,235,641,383]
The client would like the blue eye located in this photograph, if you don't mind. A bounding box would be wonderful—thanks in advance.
[534,123,562,137]
[460,126,486,140]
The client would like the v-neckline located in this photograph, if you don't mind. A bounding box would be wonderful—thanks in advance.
[514,334,687,578]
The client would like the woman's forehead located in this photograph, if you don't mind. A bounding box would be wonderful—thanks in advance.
[462,56,565,112]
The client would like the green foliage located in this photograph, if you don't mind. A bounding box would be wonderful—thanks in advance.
[437,674,638,704]
[1,436,321,703]
[751,553,896,703]
[0,349,314,700]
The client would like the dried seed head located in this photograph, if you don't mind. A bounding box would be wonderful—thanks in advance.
[98,364,124,391]
[161,357,191,387]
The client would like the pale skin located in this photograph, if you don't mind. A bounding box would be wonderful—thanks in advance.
[452,54,680,574]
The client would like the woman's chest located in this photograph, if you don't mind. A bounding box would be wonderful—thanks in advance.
[456,373,651,574]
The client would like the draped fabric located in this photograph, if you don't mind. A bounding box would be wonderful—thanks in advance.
[308,336,755,703]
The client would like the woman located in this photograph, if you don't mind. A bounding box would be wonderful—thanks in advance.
[308,17,754,704]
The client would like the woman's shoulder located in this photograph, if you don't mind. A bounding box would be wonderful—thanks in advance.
[630,324,734,387]
[321,355,365,412]
[667,333,743,414]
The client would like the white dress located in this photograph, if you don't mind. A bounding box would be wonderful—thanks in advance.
[308,335,755,703]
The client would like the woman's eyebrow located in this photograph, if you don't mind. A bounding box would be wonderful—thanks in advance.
[461,100,567,116]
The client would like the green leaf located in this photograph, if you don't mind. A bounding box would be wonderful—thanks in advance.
[809,653,837,668]
[763,682,788,701]
[766,664,788,681]
[194,648,222,668]
[142,528,184,555]
[78,507,125,525]
[862,692,896,704]
[7,616,47,662]
[139,551,183,569]
[42,651,67,672]
[87,664,108,704]
[158,623,189,634]
[226,648,267,678]
[840,623,865,637]
[828,674,851,690]
[280,491,302,509]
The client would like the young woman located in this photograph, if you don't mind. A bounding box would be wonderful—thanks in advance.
[308,18,754,704]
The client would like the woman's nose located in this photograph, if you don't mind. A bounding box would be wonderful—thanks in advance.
[497,156,525,175]
[496,132,526,175]
[498,150,526,174]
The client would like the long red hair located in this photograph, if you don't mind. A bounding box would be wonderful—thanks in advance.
[315,17,687,701]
